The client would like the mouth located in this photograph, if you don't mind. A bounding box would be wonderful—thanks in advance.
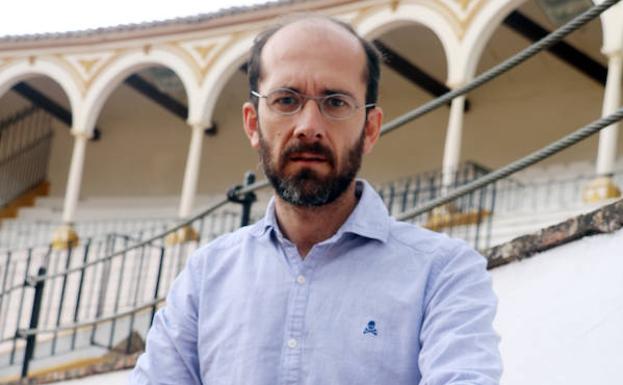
[288,152,328,163]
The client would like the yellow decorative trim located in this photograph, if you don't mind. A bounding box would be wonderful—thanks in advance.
[143,44,153,55]
[57,50,124,95]
[200,33,242,79]
[403,0,488,40]
[169,42,205,85]
[458,0,471,10]
[348,6,376,28]
[390,0,400,12]
[193,43,216,60]
[28,56,36,65]
[582,176,622,203]
[165,224,199,245]
[78,58,100,74]
[425,204,490,231]
[51,224,80,250]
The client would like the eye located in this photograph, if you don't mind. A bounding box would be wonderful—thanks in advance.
[274,95,298,106]
[325,95,347,108]
[324,95,355,112]
[267,90,301,113]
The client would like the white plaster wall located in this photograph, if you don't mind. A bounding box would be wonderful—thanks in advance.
[491,228,623,385]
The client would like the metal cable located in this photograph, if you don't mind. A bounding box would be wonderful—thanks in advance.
[397,107,623,221]
[19,0,620,284]
[381,0,620,135]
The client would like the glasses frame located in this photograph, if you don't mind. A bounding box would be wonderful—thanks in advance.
[251,88,376,121]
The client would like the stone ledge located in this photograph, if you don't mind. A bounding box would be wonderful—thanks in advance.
[3,332,144,385]
[6,200,623,384]
[3,354,138,385]
[485,198,623,269]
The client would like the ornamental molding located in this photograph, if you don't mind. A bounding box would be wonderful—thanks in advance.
[57,50,122,95]
[176,33,242,83]
[0,58,11,70]
[376,0,489,39]
[430,0,489,38]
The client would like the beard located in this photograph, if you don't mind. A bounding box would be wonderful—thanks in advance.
[258,128,364,207]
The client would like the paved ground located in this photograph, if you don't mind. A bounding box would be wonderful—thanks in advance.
[57,369,130,385]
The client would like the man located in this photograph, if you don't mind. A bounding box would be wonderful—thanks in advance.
[130,16,502,385]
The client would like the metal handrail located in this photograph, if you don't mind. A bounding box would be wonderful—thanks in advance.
[0,105,37,133]
[14,0,616,285]
[5,0,620,345]
[396,107,623,220]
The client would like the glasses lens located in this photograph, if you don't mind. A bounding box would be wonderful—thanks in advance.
[321,94,356,119]
[266,89,302,114]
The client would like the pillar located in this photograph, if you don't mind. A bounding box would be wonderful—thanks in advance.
[52,131,88,249]
[584,52,622,202]
[584,0,623,203]
[169,123,205,244]
[442,95,466,191]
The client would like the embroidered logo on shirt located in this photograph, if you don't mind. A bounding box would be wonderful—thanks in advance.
[363,320,377,336]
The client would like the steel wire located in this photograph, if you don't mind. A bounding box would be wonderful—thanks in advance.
[14,0,620,289]
[396,107,623,220]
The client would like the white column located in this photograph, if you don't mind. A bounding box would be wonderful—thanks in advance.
[442,95,466,189]
[62,132,88,223]
[178,124,205,219]
[595,53,622,176]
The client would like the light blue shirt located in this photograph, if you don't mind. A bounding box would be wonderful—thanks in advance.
[130,180,501,385]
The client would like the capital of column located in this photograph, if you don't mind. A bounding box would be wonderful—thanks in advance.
[582,176,621,204]
[602,50,623,61]
[69,128,92,140]
[164,224,199,245]
[51,223,79,250]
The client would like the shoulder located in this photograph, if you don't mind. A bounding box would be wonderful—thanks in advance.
[385,219,485,270]
[183,223,261,273]
[387,219,465,255]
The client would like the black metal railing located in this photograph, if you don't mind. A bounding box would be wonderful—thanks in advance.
[0,0,620,379]
[376,161,496,250]
[0,106,53,208]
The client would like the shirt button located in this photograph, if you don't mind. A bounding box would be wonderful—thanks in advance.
[287,338,298,349]
[296,275,306,285]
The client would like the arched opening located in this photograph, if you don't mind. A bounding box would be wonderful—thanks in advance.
[0,75,74,206]
[461,0,611,176]
[359,23,451,184]
[196,68,257,197]
[80,64,193,203]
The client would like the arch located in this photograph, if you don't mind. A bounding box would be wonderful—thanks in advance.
[79,47,200,136]
[355,3,460,85]
[459,0,526,82]
[195,33,256,126]
[0,59,82,121]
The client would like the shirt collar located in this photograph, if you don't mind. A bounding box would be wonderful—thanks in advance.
[250,179,390,244]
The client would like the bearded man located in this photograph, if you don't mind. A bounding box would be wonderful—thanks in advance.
[130,15,502,385]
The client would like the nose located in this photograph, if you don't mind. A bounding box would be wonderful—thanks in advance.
[292,98,326,141]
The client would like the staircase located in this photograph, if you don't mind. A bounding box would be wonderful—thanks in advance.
[0,106,53,222]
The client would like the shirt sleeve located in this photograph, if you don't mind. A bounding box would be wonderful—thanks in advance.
[129,253,203,385]
[418,240,502,385]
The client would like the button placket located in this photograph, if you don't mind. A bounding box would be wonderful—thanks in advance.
[279,252,316,385]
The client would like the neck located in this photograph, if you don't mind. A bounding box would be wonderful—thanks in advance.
[274,181,359,258]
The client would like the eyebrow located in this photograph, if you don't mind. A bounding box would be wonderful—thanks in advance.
[321,88,355,98]
[276,86,356,98]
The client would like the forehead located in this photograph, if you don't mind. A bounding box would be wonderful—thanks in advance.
[260,19,367,94]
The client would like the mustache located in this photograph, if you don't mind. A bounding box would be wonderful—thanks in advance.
[280,142,336,166]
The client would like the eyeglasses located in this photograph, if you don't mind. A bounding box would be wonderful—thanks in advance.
[251,88,375,120]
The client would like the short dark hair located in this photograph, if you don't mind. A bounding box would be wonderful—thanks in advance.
[247,15,381,110]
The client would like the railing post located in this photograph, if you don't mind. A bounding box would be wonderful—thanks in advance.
[21,267,46,379]
[227,172,257,228]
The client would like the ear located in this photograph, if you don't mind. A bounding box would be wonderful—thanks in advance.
[362,106,383,155]
[242,102,260,149]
